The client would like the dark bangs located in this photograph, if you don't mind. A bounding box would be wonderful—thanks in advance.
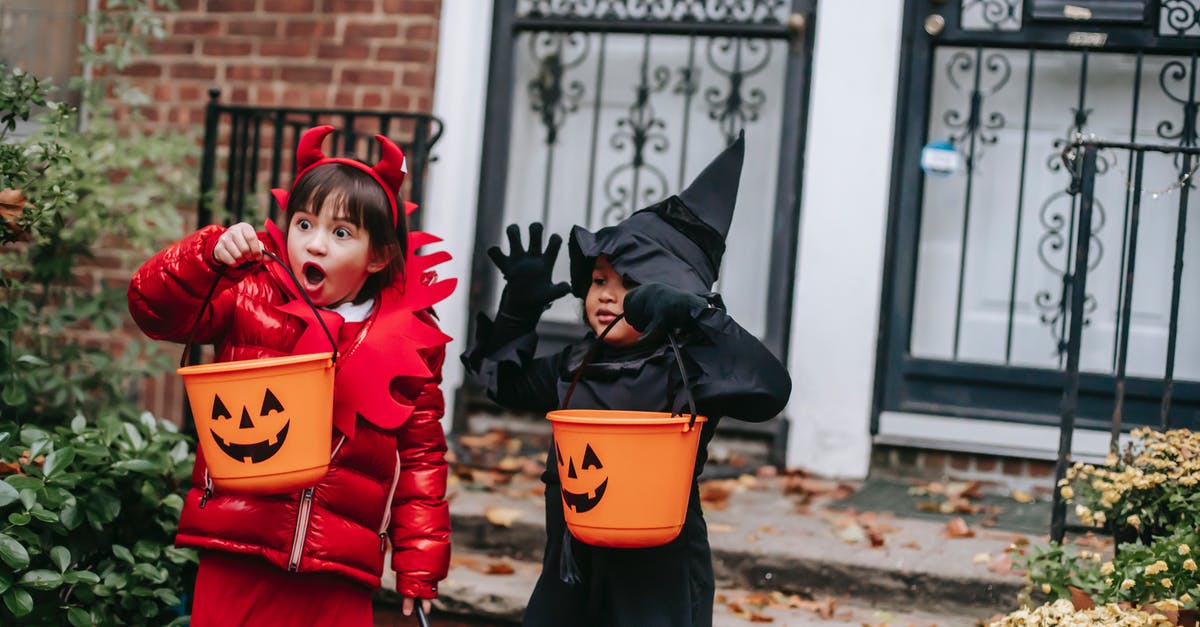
[286,163,408,299]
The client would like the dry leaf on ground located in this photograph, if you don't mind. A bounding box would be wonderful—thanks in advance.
[944,517,975,538]
[484,507,523,527]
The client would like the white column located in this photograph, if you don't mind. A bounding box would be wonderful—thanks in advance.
[425,1,494,429]
[785,2,905,478]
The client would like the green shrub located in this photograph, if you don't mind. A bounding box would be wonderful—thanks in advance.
[0,414,196,625]
[0,1,201,624]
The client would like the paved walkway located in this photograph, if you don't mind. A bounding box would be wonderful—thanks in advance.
[376,467,1078,626]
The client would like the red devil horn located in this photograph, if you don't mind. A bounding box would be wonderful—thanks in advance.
[372,134,407,196]
[296,125,336,174]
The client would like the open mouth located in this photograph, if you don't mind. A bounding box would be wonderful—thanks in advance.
[302,263,326,286]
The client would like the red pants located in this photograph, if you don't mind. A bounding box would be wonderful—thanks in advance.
[190,552,373,627]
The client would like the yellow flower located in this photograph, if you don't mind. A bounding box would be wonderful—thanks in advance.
[1161,578,1172,588]
[1127,514,1142,529]
[1185,559,1197,572]
[1183,593,1194,604]
[1146,560,1168,575]
[1101,562,1114,575]
[1041,583,1051,594]
[1181,544,1192,555]
[1060,485,1074,499]
[1121,578,1136,590]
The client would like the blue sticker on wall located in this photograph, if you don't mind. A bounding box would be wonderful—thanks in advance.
[921,140,962,178]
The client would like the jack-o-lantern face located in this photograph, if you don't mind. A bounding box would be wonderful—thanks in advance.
[209,388,290,463]
[557,440,607,513]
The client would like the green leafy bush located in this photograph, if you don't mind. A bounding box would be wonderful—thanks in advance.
[0,1,201,624]
[0,414,196,625]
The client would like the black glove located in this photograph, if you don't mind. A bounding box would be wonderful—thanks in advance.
[488,223,571,318]
[623,283,707,339]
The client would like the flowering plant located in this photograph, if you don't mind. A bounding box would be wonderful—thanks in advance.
[1061,428,1200,537]
[989,599,1174,627]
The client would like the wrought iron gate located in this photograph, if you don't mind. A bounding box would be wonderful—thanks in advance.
[878,0,1200,436]
[467,1,815,463]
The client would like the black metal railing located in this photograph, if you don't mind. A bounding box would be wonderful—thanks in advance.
[197,88,444,231]
[1050,138,1199,543]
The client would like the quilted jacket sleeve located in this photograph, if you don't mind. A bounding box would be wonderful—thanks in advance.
[389,341,451,599]
[127,225,239,344]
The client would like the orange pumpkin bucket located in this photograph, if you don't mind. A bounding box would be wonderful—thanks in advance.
[548,315,706,548]
[177,250,338,494]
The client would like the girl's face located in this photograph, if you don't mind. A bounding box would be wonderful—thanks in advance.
[585,255,641,347]
[287,195,386,307]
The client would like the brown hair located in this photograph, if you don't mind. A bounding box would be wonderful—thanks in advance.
[285,163,407,302]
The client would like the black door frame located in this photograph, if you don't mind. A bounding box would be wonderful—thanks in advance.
[875,0,1200,435]
[463,1,818,463]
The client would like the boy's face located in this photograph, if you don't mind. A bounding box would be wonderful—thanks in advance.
[286,195,385,308]
[585,255,641,347]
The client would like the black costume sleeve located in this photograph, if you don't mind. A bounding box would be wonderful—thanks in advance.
[461,313,562,413]
[681,305,791,423]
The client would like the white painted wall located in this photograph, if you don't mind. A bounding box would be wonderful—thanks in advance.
[425,1,494,430]
[785,2,905,479]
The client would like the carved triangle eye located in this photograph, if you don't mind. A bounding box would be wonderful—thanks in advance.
[582,444,603,470]
[260,388,284,416]
[211,395,232,421]
[556,440,564,466]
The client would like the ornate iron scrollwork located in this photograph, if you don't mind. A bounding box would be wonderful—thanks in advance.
[704,37,770,144]
[942,50,1011,162]
[520,0,790,23]
[1156,58,1199,171]
[528,32,590,145]
[1160,0,1200,37]
[603,40,672,225]
[960,0,1023,31]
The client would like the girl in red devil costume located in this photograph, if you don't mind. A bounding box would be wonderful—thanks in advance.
[128,126,455,626]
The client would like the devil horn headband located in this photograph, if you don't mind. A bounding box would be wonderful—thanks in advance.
[290,124,408,227]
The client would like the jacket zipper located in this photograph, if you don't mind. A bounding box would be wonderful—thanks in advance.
[377,451,402,552]
[287,435,347,572]
[199,470,213,509]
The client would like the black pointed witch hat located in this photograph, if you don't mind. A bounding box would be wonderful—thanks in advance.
[568,131,745,297]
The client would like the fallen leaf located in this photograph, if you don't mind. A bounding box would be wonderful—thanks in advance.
[944,517,975,538]
[485,562,516,575]
[838,523,866,544]
[484,507,523,527]
[988,553,1018,576]
[495,456,524,472]
[708,523,735,533]
[972,552,991,564]
[1011,490,1034,503]
[794,596,837,619]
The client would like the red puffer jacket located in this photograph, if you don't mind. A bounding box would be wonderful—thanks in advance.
[127,225,450,599]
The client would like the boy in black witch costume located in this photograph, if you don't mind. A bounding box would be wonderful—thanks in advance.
[463,133,791,627]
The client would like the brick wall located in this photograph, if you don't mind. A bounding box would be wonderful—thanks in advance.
[870,444,1058,497]
[115,0,440,126]
[119,0,443,424]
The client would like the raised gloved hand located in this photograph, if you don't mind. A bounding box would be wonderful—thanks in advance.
[488,223,571,318]
[623,283,707,339]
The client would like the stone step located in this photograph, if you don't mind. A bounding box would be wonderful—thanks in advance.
[439,474,1030,619]
[375,550,996,626]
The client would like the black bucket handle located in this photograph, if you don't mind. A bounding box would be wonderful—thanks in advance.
[179,249,339,368]
[560,313,700,431]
